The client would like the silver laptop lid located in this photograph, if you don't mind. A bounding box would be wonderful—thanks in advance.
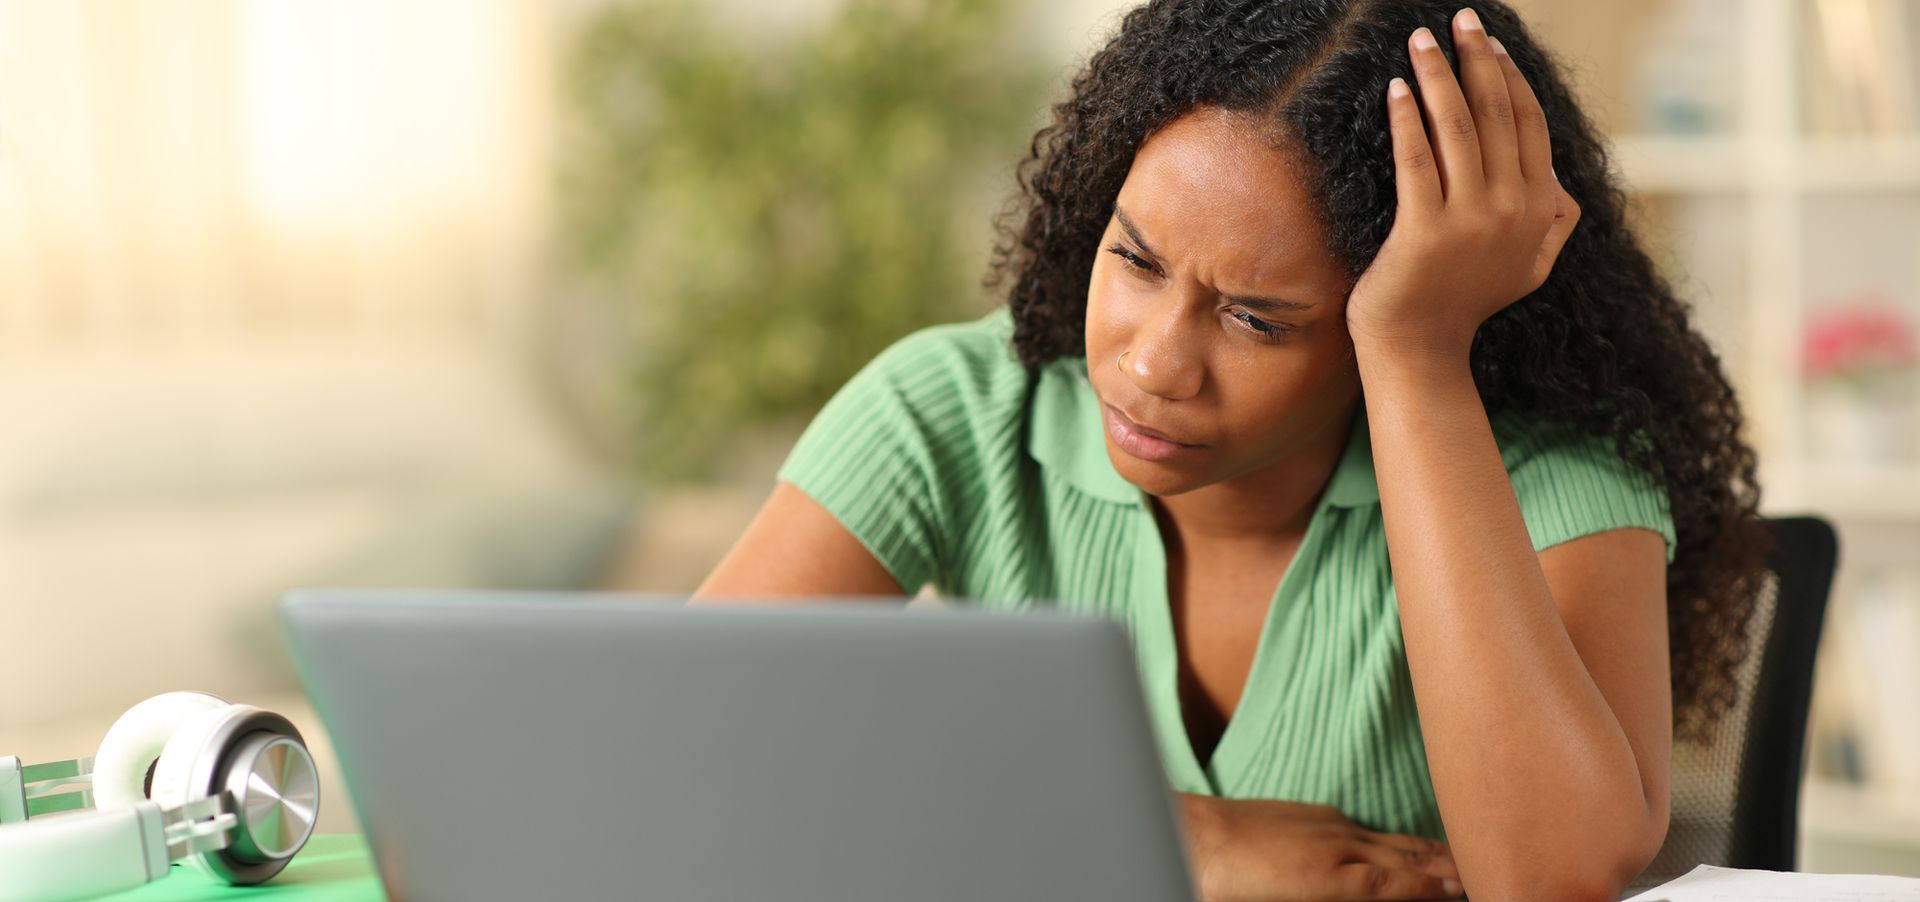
[280,589,1196,902]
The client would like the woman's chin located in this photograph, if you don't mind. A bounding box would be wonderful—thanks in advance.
[1105,444,1211,497]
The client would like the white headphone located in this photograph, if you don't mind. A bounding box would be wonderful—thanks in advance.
[0,692,320,902]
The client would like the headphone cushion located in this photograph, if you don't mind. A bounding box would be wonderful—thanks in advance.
[92,692,229,810]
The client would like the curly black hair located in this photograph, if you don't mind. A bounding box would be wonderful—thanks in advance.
[986,0,1769,740]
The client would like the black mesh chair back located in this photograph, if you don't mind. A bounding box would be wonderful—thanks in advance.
[1629,515,1839,891]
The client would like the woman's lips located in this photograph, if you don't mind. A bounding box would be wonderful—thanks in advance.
[1104,404,1202,462]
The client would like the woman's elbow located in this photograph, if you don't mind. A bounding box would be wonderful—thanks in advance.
[1470,866,1633,902]
[1470,814,1668,901]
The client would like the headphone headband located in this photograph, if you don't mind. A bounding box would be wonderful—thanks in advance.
[0,802,170,902]
[1,756,97,825]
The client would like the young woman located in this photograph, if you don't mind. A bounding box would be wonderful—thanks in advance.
[695,2,1767,899]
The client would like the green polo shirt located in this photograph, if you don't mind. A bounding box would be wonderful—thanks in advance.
[777,307,1676,839]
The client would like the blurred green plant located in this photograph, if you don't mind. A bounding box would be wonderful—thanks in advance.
[556,0,1048,481]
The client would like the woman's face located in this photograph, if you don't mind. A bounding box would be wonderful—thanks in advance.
[1086,105,1364,497]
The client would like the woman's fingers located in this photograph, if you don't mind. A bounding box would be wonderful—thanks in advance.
[1406,25,1482,199]
[1531,179,1582,286]
[1374,16,1576,314]
[1363,829,1452,859]
[1488,35,1556,203]
[1386,76,1443,214]
[1337,861,1463,900]
[1337,830,1461,899]
[1451,8,1520,190]
[1356,836,1461,882]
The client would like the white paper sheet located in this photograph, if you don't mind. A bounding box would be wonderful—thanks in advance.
[1625,865,1920,901]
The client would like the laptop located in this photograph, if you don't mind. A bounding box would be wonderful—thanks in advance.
[279,589,1197,901]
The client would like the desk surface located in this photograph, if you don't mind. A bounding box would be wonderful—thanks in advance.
[105,836,380,901]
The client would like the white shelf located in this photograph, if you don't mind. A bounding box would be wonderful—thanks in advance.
[1606,0,1920,526]
[1800,137,1920,192]
[1763,462,1920,520]
[1609,133,1920,194]
[1610,134,1749,193]
[1802,777,1920,876]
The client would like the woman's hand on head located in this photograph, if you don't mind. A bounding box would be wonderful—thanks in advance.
[1345,7,1579,361]
[1179,794,1462,902]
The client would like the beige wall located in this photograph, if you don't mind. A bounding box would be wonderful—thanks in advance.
[0,0,580,728]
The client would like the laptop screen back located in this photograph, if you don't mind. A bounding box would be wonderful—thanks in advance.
[280,590,1196,902]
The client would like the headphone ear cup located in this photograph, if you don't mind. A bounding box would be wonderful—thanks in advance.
[92,692,230,810]
[150,705,314,885]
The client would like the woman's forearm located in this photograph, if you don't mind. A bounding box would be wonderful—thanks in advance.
[1354,342,1660,899]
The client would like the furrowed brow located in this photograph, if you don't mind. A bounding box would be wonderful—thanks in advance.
[1113,207,1162,262]
[1114,206,1317,313]
[1224,292,1315,313]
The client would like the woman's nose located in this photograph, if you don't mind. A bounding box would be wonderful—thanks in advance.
[1121,309,1204,402]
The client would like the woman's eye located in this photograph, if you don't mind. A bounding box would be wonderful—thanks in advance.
[1231,310,1289,340]
[1104,244,1156,275]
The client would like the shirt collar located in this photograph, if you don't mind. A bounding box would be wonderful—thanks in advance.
[1026,356,1379,509]
[1321,405,1380,508]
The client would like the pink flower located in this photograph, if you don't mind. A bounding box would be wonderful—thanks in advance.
[1803,294,1917,384]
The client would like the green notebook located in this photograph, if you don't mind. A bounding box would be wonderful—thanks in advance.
[102,836,380,901]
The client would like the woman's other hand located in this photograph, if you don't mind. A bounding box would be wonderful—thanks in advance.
[1346,8,1579,360]
[1179,794,1462,901]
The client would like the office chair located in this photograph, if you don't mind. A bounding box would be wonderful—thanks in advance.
[1629,515,1840,890]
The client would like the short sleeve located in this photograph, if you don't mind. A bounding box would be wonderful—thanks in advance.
[1499,420,1679,565]
[775,315,1015,593]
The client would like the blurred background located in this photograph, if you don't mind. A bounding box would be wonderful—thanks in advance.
[2,0,1917,875]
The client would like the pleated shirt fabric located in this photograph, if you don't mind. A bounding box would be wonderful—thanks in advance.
[776,307,1676,840]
